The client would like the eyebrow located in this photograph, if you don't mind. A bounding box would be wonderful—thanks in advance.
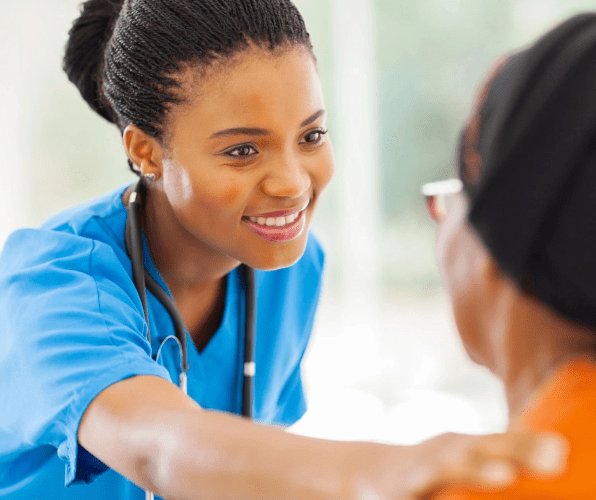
[208,109,326,140]
[300,109,326,127]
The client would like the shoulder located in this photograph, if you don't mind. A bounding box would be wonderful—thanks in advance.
[1,184,132,279]
[0,185,139,324]
[0,226,139,324]
[512,358,596,436]
[40,184,130,241]
[434,359,596,500]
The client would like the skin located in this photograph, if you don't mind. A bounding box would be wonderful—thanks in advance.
[79,47,568,500]
[436,190,596,415]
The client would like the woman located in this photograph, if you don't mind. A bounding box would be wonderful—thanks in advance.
[425,12,596,498]
[0,1,565,499]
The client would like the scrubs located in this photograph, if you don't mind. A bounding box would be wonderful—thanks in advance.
[0,185,324,499]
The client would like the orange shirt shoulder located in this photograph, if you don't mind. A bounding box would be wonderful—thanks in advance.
[433,359,596,500]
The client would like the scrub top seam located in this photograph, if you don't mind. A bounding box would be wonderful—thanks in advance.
[88,238,149,349]
[89,239,116,351]
[78,201,128,256]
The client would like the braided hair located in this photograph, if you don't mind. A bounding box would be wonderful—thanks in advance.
[63,0,312,174]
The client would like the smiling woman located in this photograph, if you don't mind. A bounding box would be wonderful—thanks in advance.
[132,46,333,281]
[0,1,569,499]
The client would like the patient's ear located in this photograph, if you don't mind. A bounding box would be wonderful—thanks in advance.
[476,242,519,310]
[480,249,503,286]
[123,125,164,181]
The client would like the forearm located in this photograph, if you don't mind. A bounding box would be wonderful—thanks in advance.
[152,409,391,500]
[79,376,402,500]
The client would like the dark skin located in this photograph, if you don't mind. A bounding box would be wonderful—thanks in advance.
[79,47,568,500]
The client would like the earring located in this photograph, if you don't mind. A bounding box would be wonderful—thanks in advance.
[143,173,156,182]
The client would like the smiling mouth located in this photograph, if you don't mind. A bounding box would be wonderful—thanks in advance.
[242,206,308,243]
[244,201,309,228]
[246,210,303,228]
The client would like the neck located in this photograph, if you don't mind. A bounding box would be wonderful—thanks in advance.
[489,291,596,416]
[124,185,241,351]
[140,187,241,291]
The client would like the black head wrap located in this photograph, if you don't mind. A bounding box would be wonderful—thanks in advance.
[458,13,596,330]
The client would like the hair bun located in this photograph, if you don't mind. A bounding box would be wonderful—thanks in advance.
[63,0,124,123]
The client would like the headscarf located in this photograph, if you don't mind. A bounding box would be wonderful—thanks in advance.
[458,13,596,330]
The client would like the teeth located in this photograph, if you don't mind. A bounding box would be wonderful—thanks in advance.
[248,211,302,227]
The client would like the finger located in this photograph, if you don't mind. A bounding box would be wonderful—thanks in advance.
[403,458,515,500]
[467,432,569,478]
[441,455,517,489]
[401,434,512,498]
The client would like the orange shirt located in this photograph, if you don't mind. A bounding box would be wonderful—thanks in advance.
[434,359,596,500]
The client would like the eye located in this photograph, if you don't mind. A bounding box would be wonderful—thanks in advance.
[224,144,258,158]
[301,128,328,145]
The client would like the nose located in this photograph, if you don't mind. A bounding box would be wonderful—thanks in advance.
[261,152,311,199]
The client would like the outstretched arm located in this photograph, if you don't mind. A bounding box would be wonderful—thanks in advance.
[79,375,566,500]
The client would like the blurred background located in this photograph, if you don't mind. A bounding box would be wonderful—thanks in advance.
[1,0,595,445]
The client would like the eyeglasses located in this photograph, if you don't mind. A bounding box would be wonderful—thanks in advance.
[421,179,463,221]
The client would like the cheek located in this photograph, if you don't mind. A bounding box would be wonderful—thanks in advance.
[163,159,243,214]
[451,248,493,364]
[437,224,481,344]
[222,186,241,206]
[311,145,335,192]
[450,248,479,332]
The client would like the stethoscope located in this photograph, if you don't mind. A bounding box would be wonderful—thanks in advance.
[124,178,256,500]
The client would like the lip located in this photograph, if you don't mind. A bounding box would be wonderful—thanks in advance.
[245,201,310,219]
[244,209,306,242]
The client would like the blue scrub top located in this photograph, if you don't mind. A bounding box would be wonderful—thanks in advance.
[0,185,325,499]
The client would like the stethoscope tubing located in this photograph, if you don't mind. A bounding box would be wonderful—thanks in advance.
[125,179,256,500]
[242,265,256,418]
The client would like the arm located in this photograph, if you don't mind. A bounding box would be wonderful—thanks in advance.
[80,375,390,499]
[79,375,567,500]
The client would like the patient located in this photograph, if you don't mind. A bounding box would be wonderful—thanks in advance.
[425,12,596,499]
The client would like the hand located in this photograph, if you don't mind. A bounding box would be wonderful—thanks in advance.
[386,431,568,500]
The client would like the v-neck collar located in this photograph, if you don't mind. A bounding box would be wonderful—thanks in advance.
[140,231,238,354]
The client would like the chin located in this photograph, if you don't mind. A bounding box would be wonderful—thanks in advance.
[246,237,308,271]
[463,346,483,366]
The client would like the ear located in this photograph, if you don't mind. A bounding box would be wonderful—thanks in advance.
[472,233,509,301]
[479,249,502,287]
[123,125,164,181]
